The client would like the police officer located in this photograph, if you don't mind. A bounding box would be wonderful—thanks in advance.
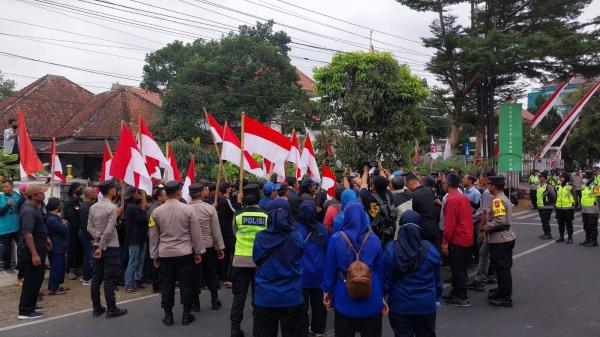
[87,180,128,319]
[189,183,225,311]
[230,184,268,337]
[484,176,516,308]
[580,172,599,247]
[149,181,205,326]
[537,172,556,240]
[555,173,575,244]
[529,169,540,210]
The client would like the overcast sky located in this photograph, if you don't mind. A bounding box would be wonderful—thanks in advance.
[1,0,599,101]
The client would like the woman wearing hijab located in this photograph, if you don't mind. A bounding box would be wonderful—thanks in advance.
[322,202,386,337]
[296,199,329,337]
[332,189,369,234]
[384,210,442,337]
[253,198,306,337]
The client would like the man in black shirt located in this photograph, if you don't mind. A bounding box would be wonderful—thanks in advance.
[18,184,49,320]
[217,182,237,288]
[406,173,439,245]
[64,182,83,280]
[358,165,396,244]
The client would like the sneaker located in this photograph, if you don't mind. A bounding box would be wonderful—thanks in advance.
[311,331,325,337]
[585,241,599,247]
[18,311,44,320]
[445,296,471,307]
[67,272,78,280]
[34,306,44,313]
[106,308,127,319]
[539,234,553,240]
[487,288,500,300]
[579,240,590,246]
[182,312,195,325]
[566,237,573,244]
[163,311,174,326]
[466,281,486,292]
[81,279,91,286]
[555,237,565,243]
[489,297,513,308]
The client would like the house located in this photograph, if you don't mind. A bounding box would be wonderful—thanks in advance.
[296,69,316,98]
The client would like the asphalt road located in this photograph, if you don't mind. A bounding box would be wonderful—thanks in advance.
[2,208,599,337]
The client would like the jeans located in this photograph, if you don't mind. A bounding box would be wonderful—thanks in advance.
[230,267,256,333]
[556,208,575,237]
[449,244,470,300]
[489,240,515,299]
[582,213,599,242]
[476,240,490,282]
[18,250,46,315]
[254,304,307,337]
[303,287,327,334]
[334,311,382,337]
[78,229,93,281]
[0,232,18,270]
[389,312,436,337]
[91,247,120,310]
[539,209,553,235]
[159,254,195,312]
[48,251,66,291]
[125,244,142,287]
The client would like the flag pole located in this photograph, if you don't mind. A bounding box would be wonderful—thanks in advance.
[238,112,246,204]
[137,116,148,209]
[291,129,298,175]
[164,142,170,183]
[119,121,126,208]
[214,122,227,207]
[50,137,56,198]
[203,108,227,186]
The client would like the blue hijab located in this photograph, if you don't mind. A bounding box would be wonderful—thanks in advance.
[341,189,359,209]
[340,202,370,248]
[393,212,424,275]
[399,210,421,228]
[296,199,327,247]
[255,198,298,265]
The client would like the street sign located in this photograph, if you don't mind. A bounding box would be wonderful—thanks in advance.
[465,142,471,159]
[498,103,523,173]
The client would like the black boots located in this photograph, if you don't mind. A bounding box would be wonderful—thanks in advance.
[539,233,553,240]
[191,297,201,313]
[106,307,127,319]
[211,292,222,310]
[92,306,106,317]
[182,312,195,325]
[585,240,599,247]
[555,236,565,243]
[566,236,573,244]
[163,310,174,326]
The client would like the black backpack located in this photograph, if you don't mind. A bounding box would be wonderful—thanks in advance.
[371,193,397,244]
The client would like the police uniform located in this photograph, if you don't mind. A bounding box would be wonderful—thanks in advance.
[529,171,540,209]
[555,180,575,243]
[149,181,205,326]
[484,177,516,307]
[580,174,599,247]
[537,173,556,239]
[189,183,225,311]
[230,184,268,337]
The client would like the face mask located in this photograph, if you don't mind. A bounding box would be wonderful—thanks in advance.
[583,179,589,184]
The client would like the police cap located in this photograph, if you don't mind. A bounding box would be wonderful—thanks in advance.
[189,183,206,198]
[243,183,260,197]
[164,180,182,195]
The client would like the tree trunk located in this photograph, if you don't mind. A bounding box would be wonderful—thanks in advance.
[475,125,485,157]
[450,121,460,155]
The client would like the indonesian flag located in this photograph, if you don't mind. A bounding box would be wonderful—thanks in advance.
[99,142,112,181]
[221,124,263,177]
[17,111,44,180]
[262,158,273,179]
[182,157,195,203]
[243,115,291,163]
[164,143,182,182]
[50,138,66,183]
[430,136,439,159]
[321,162,337,198]
[139,117,168,183]
[109,123,152,194]
[287,130,302,179]
[300,135,320,182]
[206,111,224,143]
[530,77,574,129]
[262,158,285,182]
[538,81,600,159]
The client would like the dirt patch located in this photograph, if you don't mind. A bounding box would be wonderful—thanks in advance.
[0,276,153,327]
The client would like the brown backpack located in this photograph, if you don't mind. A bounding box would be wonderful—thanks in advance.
[338,231,372,299]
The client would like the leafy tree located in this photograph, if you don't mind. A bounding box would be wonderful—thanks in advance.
[0,71,15,100]
[523,96,562,156]
[564,85,600,166]
[141,21,311,142]
[395,0,600,152]
[314,51,430,168]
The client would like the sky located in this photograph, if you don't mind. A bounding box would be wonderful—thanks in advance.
[1,0,599,101]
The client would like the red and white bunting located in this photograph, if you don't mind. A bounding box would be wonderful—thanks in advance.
[50,138,66,183]
[530,77,573,129]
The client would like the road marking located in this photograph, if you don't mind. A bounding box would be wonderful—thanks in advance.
[0,293,159,332]
[513,229,584,259]
[514,212,540,220]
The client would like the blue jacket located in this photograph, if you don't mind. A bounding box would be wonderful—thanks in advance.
[383,241,442,315]
[46,213,69,253]
[0,192,21,235]
[258,196,273,210]
[253,203,304,308]
[299,222,329,289]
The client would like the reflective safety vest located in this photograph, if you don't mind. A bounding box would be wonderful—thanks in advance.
[234,209,268,257]
[537,184,550,207]
[581,185,598,207]
[529,175,540,189]
[555,185,574,209]
[595,175,600,187]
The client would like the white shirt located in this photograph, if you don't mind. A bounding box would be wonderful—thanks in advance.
[3,128,16,153]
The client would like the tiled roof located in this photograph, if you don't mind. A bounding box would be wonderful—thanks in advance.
[296,69,316,97]
[111,83,162,107]
[59,86,160,139]
[0,75,94,140]
[522,109,535,122]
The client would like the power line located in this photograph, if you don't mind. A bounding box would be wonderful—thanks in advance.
[0,32,151,51]
[3,72,113,90]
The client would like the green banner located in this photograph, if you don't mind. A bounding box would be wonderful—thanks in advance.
[498,103,523,173]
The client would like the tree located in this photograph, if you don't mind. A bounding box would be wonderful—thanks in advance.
[141,21,310,142]
[313,51,430,168]
[564,85,600,166]
[0,71,15,100]
[395,0,600,153]
[523,96,562,157]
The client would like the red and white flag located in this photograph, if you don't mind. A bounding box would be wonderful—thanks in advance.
[287,130,302,179]
[50,138,66,183]
[430,136,439,160]
[300,135,320,182]
[243,115,291,163]
[139,117,168,183]
[221,124,263,177]
[530,77,574,129]
[99,142,113,182]
[182,157,195,203]
[206,111,224,143]
[109,123,152,194]
[17,111,44,180]
[164,143,182,182]
[538,81,600,159]
[321,162,337,198]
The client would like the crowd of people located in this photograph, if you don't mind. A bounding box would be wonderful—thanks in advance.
[5,162,598,336]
